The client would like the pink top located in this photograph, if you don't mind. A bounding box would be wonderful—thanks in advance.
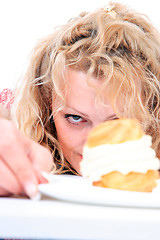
[0,88,14,109]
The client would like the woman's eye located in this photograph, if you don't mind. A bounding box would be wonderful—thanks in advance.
[65,114,85,125]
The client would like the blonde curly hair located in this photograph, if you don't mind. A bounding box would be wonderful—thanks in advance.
[11,2,160,173]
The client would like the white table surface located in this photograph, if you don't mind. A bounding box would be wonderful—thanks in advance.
[0,195,160,240]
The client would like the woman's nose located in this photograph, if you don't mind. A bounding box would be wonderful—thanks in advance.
[81,127,92,146]
[81,124,97,144]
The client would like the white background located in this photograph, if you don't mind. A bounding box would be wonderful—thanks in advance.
[0,0,160,90]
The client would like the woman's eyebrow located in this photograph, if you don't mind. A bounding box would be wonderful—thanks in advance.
[64,106,89,118]
[105,114,118,120]
[64,106,117,121]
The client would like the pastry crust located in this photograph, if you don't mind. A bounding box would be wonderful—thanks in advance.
[93,170,159,192]
[86,118,144,148]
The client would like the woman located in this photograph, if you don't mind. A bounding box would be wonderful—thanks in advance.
[0,2,160,198]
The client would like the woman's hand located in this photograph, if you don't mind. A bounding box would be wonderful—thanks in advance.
[0,119,53,198]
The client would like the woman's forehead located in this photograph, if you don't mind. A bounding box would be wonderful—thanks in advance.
[52,68,112,110]
[63,67,105,90]
[63,69,114,109]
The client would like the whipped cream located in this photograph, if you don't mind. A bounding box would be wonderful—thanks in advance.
[80,135,160,181]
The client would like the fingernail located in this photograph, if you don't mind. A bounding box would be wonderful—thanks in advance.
[39,174,49,184]
[31,191,41,201]
[41,171,51,182]
[24,182,39,199]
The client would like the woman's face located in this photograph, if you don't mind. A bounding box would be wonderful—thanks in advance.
[53,68,117,174]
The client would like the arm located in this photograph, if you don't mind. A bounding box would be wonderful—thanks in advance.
[0,89,53,198]
[0,119,53,197]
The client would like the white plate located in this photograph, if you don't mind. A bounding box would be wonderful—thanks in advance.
[38,172,160,208]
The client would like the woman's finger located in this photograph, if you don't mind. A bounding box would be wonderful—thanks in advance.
[26,140,54,173]
[0,145,39,197]
[0,186,11,197]
[0,120,39,197]
[17,130,54,182]
[0,119,53,197]
[0,158,22,194]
